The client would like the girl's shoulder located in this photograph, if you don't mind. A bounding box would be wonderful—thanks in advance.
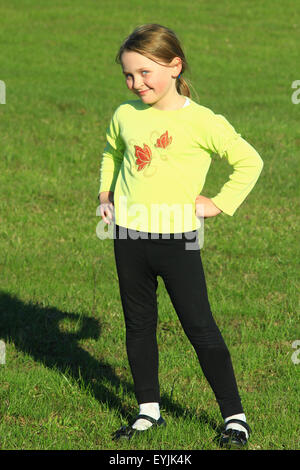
[191,100,235,129]
[114,99,145,113]
[190,99,218,118]
[108,99,145,122]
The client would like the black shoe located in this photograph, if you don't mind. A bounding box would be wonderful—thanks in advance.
[112,414,166,441]
[219,419,251,449]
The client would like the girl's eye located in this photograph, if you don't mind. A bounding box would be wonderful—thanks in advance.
[125,71,149,78]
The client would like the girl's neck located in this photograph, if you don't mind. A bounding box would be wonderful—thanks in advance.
[150,92,187,111]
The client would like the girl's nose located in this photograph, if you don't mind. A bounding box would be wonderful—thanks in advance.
[132,76,144,91]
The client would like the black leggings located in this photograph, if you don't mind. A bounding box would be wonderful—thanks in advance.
[113,224,243,419]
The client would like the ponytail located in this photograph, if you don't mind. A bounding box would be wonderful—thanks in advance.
[176,75,190,98]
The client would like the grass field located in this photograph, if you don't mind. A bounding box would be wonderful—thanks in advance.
[0,0,299,451]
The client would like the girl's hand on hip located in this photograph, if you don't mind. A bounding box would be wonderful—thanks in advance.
[195,195,222,218]
[99,191,115,224]
[99,202,115,224]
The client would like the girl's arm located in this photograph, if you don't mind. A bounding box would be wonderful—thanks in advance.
[98,108,125,223]
[199,112,264,217]
[210,136,264,216]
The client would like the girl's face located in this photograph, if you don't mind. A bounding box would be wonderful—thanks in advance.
[121,51,182,109]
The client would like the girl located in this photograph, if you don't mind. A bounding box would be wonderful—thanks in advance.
[98,24,263,449]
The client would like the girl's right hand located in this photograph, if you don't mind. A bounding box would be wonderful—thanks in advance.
[99,191,115,225]
[99,201,115,225]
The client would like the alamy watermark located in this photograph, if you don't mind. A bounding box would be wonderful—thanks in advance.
[96,196,205,250]
[291,340,300,364]
[0,340,6,364]
[0,80,6,104]
[291,80,300,104]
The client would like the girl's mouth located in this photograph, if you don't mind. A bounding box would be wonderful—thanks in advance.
[139,90,150,96]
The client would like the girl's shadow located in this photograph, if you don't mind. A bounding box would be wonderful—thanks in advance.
[0,291,221,436]
[0,291,131,416]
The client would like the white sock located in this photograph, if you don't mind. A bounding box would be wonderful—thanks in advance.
[132,402,160,431]
[225,413,249,439]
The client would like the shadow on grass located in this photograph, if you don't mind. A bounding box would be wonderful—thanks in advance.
[0,291,132,416]
[0,291,220,435]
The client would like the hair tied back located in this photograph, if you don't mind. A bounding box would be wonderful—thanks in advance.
[116,24,192,98]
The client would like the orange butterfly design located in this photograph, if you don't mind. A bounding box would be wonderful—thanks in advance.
[155,130,172,149]
[134,144,152,171]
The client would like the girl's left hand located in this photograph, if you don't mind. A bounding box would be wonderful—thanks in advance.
[195,195,222,218]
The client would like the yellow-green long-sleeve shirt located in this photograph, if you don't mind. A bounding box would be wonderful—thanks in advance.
[98,98,264,233]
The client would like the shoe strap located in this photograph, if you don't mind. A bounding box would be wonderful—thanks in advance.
[225,419,251,435]
[134,414,159,425]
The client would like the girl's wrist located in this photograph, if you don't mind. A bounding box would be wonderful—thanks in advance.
[99,191,114,205]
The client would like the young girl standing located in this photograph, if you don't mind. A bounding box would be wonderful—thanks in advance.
[98,24,263,449]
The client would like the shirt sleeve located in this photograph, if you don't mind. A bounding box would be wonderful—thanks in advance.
[98,107,125,195]
[203,112,264,216]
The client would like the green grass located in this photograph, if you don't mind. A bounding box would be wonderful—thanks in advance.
[0,0,299,450]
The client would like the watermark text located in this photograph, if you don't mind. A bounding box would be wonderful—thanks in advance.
[96,196,205,250]
[291,340,300,364]
[0,80,6,104]
[0,340,6,364]
[291,80,300,104]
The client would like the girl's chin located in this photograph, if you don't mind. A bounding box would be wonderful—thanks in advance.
[139,93,159,105]
[139,91,152,99]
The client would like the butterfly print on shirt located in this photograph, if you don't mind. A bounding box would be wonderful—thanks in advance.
[134,144,152,171]
[154,130,172,149]
[134,131,172,171]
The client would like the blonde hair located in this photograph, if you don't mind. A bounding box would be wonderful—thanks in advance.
[116,24,196,99]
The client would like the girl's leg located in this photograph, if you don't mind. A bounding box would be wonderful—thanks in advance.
[149,234,244,419]
[113,227,160,405]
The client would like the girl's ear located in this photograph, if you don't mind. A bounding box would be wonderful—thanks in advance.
[170,56,182,77]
